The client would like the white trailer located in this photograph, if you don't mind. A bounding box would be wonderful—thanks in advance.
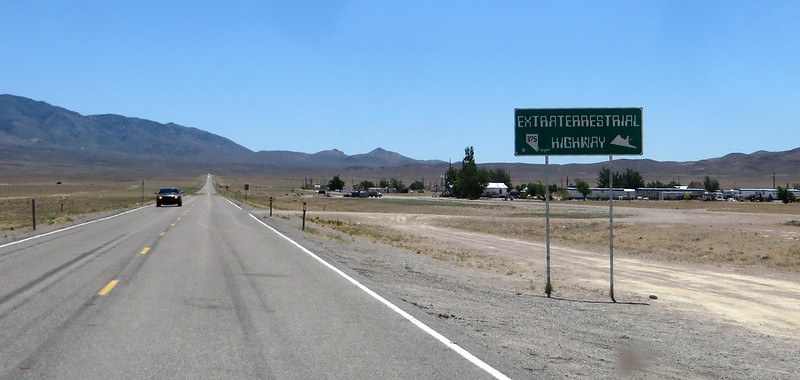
[484,183,509,198]
[731,189,778,201]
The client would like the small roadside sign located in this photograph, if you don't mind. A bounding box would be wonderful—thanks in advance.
[515,107,643,156]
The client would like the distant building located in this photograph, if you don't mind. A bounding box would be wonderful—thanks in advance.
[725,189,778,201]
[484,183,509,198]
[566,186,704,200]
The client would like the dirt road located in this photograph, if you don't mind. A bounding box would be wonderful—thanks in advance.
[16,197,795,377]
[260,198,800,378]
[319,202,800,340]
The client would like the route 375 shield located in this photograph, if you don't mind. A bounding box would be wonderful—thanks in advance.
[526,134,539,152]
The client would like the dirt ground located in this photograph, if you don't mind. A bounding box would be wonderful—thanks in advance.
[5,197,798,378]
[253,199,800,379]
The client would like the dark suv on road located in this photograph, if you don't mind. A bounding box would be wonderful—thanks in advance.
[156,188,182,207]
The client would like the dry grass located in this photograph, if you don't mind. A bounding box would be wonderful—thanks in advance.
[219,180,612,220]
[611,198,800,214]
[615,224,800,269]
[432,216,800,271]
[234,192,800,271]
[310,217,516,273]
[9,171,797,273]
[216,178,517,217]
[192,175,800,272]
[0,176,204,235]
[213,172,800,272]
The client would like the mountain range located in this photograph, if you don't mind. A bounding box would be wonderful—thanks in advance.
[1,94,798,188]
[0,94,442,170]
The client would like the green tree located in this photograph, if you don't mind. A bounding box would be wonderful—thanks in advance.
[544,183,569,200]
[328,175,345,191]
[451,146,488,199]
[598,167,643,188]
[488,168,512,188]
[575,179,591,199]
[359,180,375,190]
[378,179,391,188]
[444,166,459,192]
[597,167,612,188]
[703,176,720,192]
[646,180,667,188]
[409,180,425,191]
[620,168,644,188]
[389,178,406,192]
[777,185,796,203]
[667,179,682,188]
[527,182,546,199]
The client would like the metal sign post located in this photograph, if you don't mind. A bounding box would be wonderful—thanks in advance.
[608,155,616,302]
[545,156,552,297]
[515,108,642,301]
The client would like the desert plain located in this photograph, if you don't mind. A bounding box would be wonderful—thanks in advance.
[3,173,799,378]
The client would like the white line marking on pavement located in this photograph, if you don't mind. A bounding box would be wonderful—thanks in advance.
[227,199,242,210]
[245,211,511,380]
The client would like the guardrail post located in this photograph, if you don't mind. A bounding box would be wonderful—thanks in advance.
[302,202,307,230]
[31,199,36,231]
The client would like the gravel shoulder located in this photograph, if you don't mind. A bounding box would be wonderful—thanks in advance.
[6,197,797,378]
[251,201,800,379]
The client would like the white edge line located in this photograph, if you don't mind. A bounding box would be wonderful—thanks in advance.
[221,195,243,209]
[242,209,512,380]
[0,205,150,250]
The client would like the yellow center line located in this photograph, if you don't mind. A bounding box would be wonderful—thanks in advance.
[159,232,166,236]
[140,247,150,254]
[98,280,119,295]
[171,223,175,226]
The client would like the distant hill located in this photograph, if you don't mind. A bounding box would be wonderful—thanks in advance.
[0,94,443,171]
[253,148,443,169]
[1,94,798,188]
[0,94,252,162]
[484,148,800,189]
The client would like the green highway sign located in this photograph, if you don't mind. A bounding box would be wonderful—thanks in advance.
[515,107,643,156]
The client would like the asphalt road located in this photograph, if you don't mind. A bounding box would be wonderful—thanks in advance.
[0,175,508,379]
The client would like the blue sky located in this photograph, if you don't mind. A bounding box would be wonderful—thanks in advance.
[2,1,798,164]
